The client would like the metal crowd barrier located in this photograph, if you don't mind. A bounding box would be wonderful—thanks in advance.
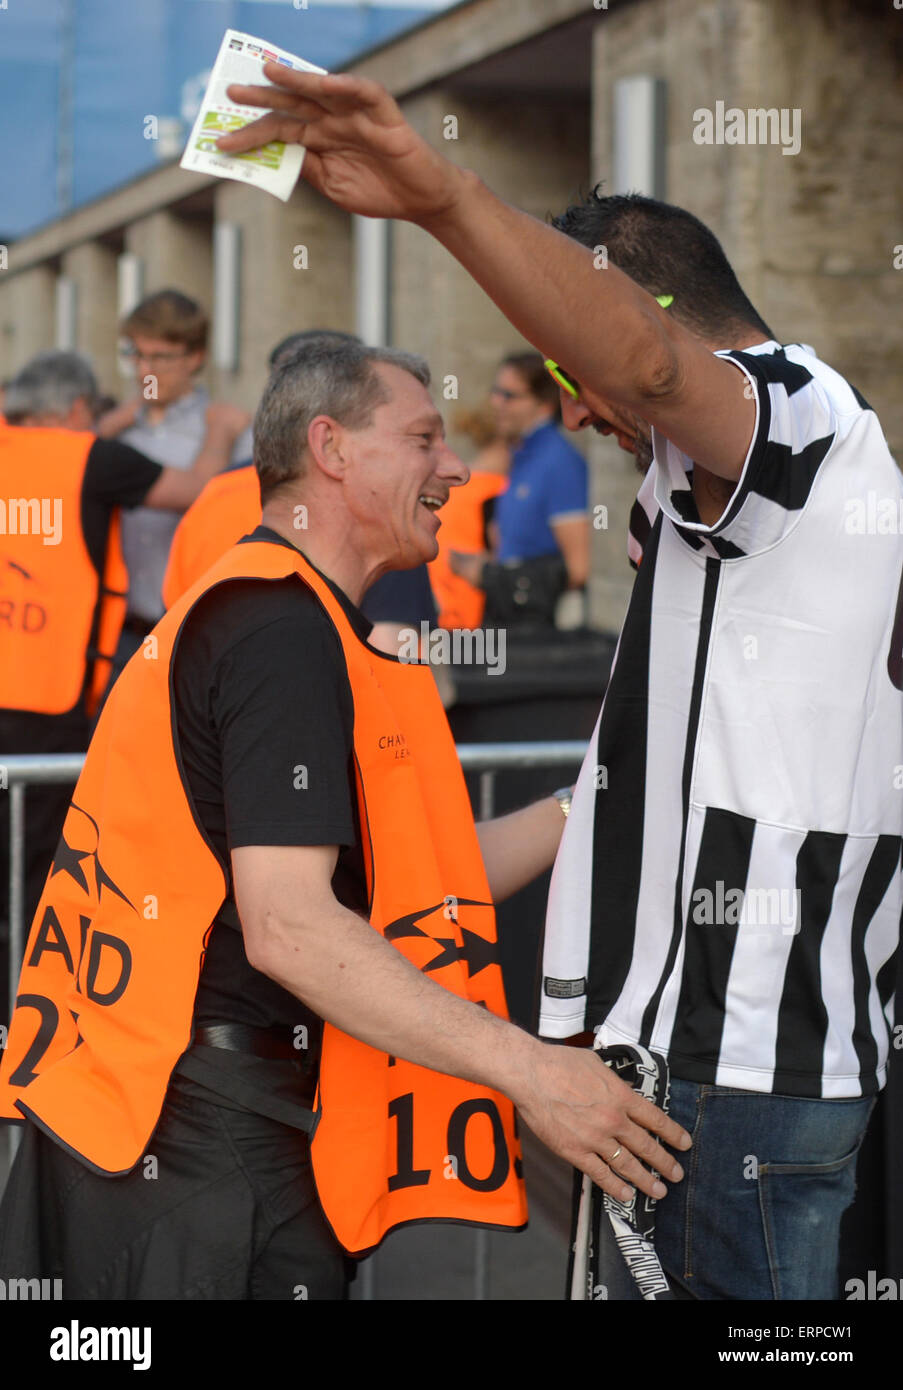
[2,740,587,1300]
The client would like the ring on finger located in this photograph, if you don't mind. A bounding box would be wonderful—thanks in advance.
[608,1145,623,1164]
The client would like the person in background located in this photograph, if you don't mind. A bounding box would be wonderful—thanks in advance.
[428,403,508,631]
[450,352,589,628]
[96,289,253,669]
[0,349,246,999]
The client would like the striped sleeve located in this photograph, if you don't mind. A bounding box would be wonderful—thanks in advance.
[651,346,841,557]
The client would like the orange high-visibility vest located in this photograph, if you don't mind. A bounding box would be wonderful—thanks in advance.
[428,471,507,630]
[0,539,527,1254]
[162,464,260,609]
[0,425,128,716]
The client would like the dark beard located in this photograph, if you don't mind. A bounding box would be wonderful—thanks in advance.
[633,430,654,476]
[592,420,654,476]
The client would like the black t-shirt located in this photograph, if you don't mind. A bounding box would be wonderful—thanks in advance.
[170,527,372,1121]
[361,564,437,626]
[81,437,164,572]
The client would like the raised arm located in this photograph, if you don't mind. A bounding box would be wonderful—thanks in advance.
[232,840,690,1202]
[142,402,251,511]
[218,69,755,479]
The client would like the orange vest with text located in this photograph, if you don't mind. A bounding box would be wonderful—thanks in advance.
[0,539,527,1254]
[162,464,260,609]
[0,424,128,716]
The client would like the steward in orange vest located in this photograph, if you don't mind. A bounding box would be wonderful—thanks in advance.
[0,352,251,950]
[0,423,131,719]
[162,463,260,609]
[0,536,527,1256]
[0,395,159,943]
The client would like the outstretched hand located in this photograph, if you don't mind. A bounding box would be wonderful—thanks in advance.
[516,1044,691,1204]
[217,67,463,225]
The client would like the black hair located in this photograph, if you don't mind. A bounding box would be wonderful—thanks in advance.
[552,189,774,342]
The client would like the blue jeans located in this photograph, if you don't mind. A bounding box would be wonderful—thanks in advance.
[595,1079,874,1301]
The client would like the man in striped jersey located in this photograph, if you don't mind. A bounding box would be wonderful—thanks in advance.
[538,191,903,1300]
[217,68,902,1301]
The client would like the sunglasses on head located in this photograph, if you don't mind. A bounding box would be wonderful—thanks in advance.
[544,294,674,399]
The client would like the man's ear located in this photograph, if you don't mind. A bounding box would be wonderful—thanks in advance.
[307,415,348,480]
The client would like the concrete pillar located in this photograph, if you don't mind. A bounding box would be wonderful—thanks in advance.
[0,280,13,388]
[0,265,56,378]
[756,0,903,457]
[60,241,120,394]
[125,210,214,315]
[210,181,353,413]
[393,89,590,435]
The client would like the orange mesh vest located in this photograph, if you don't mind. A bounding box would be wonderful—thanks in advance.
[0,425,128,716]
[428,471,507,630]
[0,539,527,1253]
[162,464,260,609]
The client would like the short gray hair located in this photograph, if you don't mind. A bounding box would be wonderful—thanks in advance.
[254,340,431,504]
[3,351,99,424]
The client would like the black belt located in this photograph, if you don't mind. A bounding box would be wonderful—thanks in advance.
[193,1023,299,1061]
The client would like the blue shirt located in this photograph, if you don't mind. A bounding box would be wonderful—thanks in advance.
[494,420,587,563]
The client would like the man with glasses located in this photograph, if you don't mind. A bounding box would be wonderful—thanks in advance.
[218,67,903,1302]
[98,290,252,668]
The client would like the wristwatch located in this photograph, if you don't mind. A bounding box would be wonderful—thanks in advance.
[553,785,574,818]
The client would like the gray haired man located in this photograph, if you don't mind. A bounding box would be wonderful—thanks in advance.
[0,339,690,1299]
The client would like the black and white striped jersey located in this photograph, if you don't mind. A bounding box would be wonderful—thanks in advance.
[539,341,903,1098]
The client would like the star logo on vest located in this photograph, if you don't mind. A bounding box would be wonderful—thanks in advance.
[49,804,136,913]
[384,898,498,981]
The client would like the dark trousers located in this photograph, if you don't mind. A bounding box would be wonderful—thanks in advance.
[0,1073,348,1300]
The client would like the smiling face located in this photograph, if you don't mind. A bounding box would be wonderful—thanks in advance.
[335,363,469,569]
